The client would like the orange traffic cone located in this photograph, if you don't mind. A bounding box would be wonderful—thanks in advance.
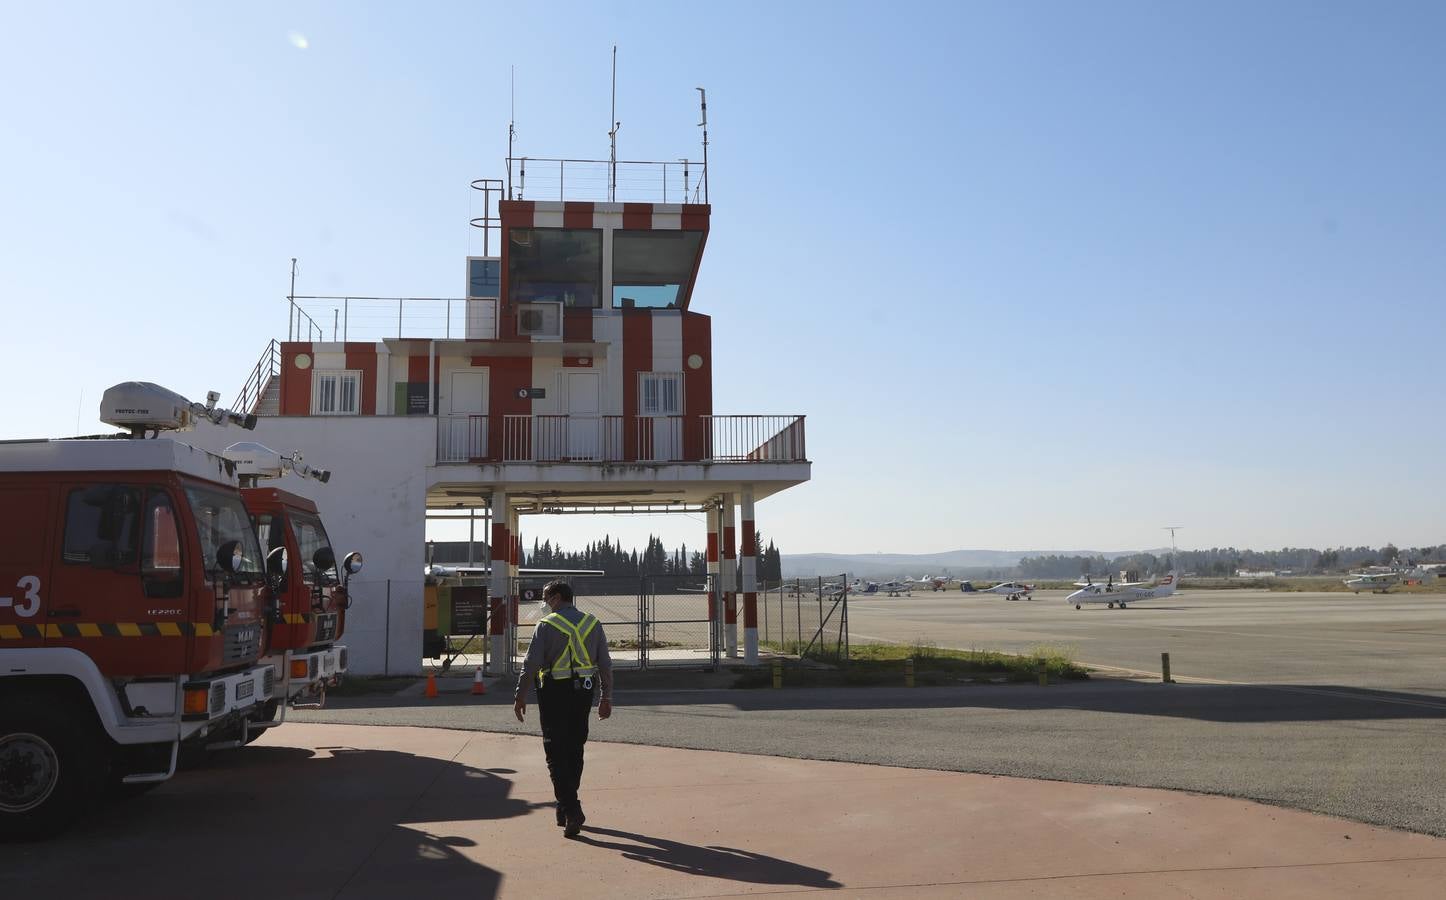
[471,669,487,696]
[425,673,438,699]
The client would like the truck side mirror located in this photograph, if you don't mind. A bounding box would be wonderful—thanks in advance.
[217,540,242,574]
[342,551,364,575]
[267,546,289,577]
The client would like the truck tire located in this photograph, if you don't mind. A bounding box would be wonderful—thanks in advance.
[0,700,105,841]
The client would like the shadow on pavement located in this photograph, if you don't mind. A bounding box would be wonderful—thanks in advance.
[0,745,526,899]
[573,825,841,889]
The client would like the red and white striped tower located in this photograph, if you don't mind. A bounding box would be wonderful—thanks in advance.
[722,492,738,657]
[488,491,510,675]
[706,503,721,636]
[741,486,758,664]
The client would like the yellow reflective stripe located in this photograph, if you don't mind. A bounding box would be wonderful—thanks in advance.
[117,623,142,637]
[0,625,20,639]
[77,623,102,638]
[194,622,215,637]
[157,622,181,637]
[43,624,64,638]
[540,612,597,676]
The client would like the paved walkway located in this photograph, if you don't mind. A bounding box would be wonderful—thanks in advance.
[5,723,1443,898]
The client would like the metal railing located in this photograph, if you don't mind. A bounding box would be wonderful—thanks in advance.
[437,414,806,465]
[508,157,707,204]
[287,296,485,342]
[233,340,279,414]
[702,415,806,462]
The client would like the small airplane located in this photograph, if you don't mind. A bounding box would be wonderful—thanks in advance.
[851,578,913,597]
[1066,572,1178,609]
[907,574,957,591]
[959,580,1035,600]
[1343,560,1437,594]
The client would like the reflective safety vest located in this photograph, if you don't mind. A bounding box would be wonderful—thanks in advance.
[537,611,600,682]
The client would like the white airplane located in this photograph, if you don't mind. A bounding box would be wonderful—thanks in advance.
[1066,572,1178,609]
[851,578,913,597]
[960,580,1036,600]
[1344,561,1437,594]
[907,574,957,591]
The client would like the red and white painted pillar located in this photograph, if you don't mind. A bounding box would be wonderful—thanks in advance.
[741,486,758,664]
[510,512,521,673]
[721,492,738,658]
[488,490,510,675]
[706,503,721,635]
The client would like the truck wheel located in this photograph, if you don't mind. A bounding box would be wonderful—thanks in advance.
[0,701,104,840]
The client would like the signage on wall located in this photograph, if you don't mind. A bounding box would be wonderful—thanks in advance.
[405,382,431,415]
[516,387,546,399]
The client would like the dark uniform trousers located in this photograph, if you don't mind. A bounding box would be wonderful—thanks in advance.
[537,678,594,815]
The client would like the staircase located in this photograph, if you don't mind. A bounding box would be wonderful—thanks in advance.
[234,340,281,416]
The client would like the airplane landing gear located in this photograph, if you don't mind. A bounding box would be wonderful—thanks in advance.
[1075,603,1082,610]
[1119,602,1128,608]
[1107,602,1115,609]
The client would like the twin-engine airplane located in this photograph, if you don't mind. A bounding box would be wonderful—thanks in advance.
[908,575,957,591]
[851,578,913,597]
[1066,572,1178,609]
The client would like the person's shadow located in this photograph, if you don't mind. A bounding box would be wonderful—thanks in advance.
[572,826,841,889]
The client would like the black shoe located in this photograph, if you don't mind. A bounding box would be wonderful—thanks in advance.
[564,810,586,838]
[555,806,566,827]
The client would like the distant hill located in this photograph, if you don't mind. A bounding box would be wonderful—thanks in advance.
[782,548,1165,579]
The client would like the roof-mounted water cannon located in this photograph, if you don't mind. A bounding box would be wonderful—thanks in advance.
[223,442,332,488]
[100,382,257,438]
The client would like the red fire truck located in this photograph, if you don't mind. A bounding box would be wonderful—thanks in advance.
[0,383,277,838]
[223,442,360,720]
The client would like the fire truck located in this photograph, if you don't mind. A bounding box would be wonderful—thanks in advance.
[222,442,360,718]
[0,383,278,838]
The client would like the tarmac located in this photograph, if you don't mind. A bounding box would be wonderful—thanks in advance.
[4,721,1445,899]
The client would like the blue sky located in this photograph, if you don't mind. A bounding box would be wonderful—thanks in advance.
[2,2,1442,555]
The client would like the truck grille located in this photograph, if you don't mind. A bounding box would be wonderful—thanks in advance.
[209,682,226,714]
[263,666,275,696]
[224,624,261,663]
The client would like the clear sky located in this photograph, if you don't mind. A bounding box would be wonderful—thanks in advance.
[3,1,1442,556]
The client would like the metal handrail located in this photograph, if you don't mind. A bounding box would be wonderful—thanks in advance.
[233,340,280,413]
[438,414,806,464]
[508,156,707,204]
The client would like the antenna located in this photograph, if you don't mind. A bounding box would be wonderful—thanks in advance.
[1162,526,1183,565]
[507,66,516,200]
[608,45,620,202]
[696,87,709,203]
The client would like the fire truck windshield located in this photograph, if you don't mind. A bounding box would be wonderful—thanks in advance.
[185,484,264,581]
[291,510,335,584]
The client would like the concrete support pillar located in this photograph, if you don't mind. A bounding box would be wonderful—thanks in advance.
[706,503,721,634]
[741,487,758,664]
[488,491,509,676]
[722,492,738,658]
[510,511,521,666]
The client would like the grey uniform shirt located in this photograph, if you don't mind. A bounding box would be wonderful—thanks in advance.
[514,603,613,702]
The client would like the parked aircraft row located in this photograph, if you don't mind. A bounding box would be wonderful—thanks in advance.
[1343,560,1438,594]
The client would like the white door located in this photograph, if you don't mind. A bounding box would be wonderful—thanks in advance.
[446,370,488,459]
[566,372,601,460]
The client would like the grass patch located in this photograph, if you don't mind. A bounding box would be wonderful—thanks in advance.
[740,640,1089,689]
[608,638,681,651]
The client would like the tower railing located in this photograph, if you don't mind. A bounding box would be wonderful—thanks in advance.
[506,157,707,204]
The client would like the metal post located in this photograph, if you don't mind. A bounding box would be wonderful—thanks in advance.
[446,300,451,339]
[343,298,349,341]
[1162,652,1174,683]
[771,657,782,689]
[384,579,391,675]
[904,658,915,688]
[288,258,297,341]
[397,298,403,338]
[1037,658,1048,686]
[332,309,338,342]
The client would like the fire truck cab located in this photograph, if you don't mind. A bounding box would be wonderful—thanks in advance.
[225,442,360,713]
[0,383,276,838]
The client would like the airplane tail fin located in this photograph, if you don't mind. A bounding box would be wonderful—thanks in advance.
[1155,571,1179,596]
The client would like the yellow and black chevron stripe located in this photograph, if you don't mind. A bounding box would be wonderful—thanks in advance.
[281,613,314,625]
[0,622,222,640]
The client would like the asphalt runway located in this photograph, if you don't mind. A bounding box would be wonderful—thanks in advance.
[844,588,1446,694]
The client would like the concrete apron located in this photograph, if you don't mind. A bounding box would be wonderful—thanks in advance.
[11,723,1445,899]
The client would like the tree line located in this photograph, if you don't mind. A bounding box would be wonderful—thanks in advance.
[526,533,783,582]
[1017,543,1443,579]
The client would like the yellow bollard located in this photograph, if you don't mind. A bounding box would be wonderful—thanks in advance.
[904,657,915,688]
[1037,659,1048,687]
[771,658,783,689]
[1161,652,1175,684]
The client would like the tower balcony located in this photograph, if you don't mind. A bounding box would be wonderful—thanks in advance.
[435,414,804,466]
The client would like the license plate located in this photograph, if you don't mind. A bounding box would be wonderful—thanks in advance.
[237,680,254,700]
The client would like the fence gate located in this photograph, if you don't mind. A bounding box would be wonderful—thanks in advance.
[509,574,719,672]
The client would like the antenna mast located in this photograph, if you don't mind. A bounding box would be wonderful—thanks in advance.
[608,45,619,202]
[696,87,708,203]
[507,66,516,200]
[1162,526,1183,564]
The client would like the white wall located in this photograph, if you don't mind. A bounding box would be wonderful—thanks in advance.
[188,416,436,675]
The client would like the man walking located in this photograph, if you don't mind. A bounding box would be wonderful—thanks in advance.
[514,580,613,837]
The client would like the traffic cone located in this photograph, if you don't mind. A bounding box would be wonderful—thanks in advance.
[425,673,438,699]
[471,669,487,696]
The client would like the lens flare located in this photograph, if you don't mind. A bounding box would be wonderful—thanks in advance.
[288,32,309,50]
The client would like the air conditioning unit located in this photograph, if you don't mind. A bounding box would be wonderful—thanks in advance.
[516,301,562,339]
